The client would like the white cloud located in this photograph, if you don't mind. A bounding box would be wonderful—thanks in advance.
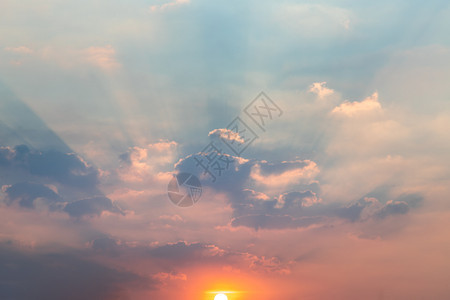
[118,140,177,183]
[309,82,334,99]
[250,160,319,189]
[331,92,382,116]
[150,0,190,12]
[208,128,245,144]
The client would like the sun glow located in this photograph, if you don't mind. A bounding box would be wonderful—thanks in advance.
[214,294,228,300]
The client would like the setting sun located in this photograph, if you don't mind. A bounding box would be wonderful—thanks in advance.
[214,294,228,300]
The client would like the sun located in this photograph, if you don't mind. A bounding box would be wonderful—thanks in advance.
[214,294,228,300]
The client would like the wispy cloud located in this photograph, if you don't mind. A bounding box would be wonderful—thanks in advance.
[82,45,120,70]
[150,0,190,12]
[4,46,34,54]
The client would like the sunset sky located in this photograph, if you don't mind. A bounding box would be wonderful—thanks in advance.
[1,0,450,299]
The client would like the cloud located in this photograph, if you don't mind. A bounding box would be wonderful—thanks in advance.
[227,184,420,230]
[332,92,382,116]
[231,214,323,231]
[276,190,321,208]
[4,46,33,54]
[83,45,120,70]
[0,145,99,190]
[118,140,177,184]
[209,128,245,144]
[376,200,409,219]
[63,196,123,218]
[309,82,334,99]
[91,237,121,255]
[250,160,319,188]
[149,241,223,261]
[87,238,292,275]
[175,152,317,192]
[2,182,62,208]
[338,196,416,222]
[150,0,190,12]
[147,241,290,274]
[1,181,122,218]
[0,242,153,300]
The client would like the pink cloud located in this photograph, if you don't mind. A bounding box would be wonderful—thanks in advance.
[4,46,34,54]
[83,45,120,70]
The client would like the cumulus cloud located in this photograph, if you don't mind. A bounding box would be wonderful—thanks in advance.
[209,128,245,144]
[230,192,418,231]
[250,160,319,188]
[2,182,62,208]
[276,190,321,208]
[332,92,382,116]
[309,82,334,99]
[118,140,177,184]
[1,181,122,218]
[0,145,99,190]
[338,196,416,222]
[64,196,123,218]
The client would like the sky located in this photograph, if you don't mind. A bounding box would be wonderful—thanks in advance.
[1,0,450,299]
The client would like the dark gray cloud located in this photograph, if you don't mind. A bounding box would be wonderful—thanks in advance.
[149,241,210,262]
[91,237,121,256]
[376,201,409,219]
[147,241,289,274]
[26,147,98,189]
[230,189,421,230]
[177,151,421,230]
[0,242,153,300]
[3,182,62,208]
[338,194,420,222]
[231,214,323,230]
[0,145,99,190]
[2,182,122,218]
[64,196,123,218]
[89,239,290,275]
